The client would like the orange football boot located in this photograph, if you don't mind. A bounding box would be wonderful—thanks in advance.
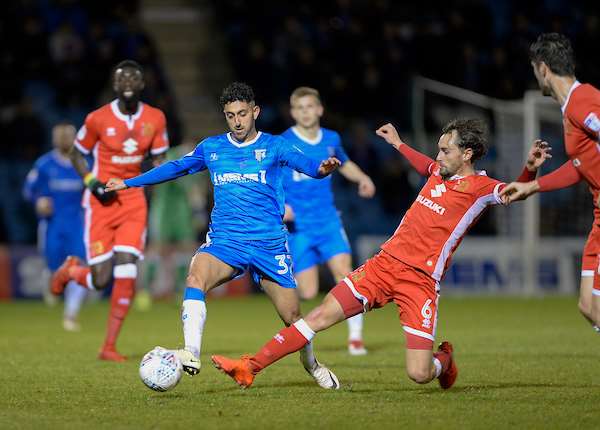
[98,347,128,362]
[50,256,81,295]
[437,341,458,389]
[211,355,255,388]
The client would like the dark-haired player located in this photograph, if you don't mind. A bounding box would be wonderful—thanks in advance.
[210,120,550,389]
[106,82,343,389]
[51,60,170,361]
[501,33,600,331]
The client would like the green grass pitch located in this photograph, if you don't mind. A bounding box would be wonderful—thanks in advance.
[1,295,600,429]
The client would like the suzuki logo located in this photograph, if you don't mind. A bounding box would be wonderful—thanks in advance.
[430,183,446,198]
[123,138,138,155]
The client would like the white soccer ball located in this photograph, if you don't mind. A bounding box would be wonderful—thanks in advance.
[139,347,183,392]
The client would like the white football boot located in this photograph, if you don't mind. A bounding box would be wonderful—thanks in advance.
[170,348,201,376]
[299,349,340,389]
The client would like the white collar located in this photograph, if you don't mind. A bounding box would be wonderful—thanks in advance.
[291,126,322,145]
[561,80,581,114]
[110,99,143,130]
[226,131,262,148]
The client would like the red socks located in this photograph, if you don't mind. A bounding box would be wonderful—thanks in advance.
[102,277,135,350]
[249,324,310,373]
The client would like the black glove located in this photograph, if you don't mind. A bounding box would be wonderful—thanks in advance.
[87,177,116,204]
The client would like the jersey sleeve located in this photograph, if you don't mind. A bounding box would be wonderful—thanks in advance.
[22,160,49,202]
[124,140,207,187]
[476,178,506,206]
[277,138,322,178]
[570,94,600,139]
[74,113,99,155]
[150,110,170,156]
[537,160,582,191]
[333,132,349,164]
[396,144,435,176]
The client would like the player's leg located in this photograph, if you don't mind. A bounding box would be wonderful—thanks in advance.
[295,266,319,300]
[212,290,348,388]
[62,223,89,331]
[212,253,382,388]
[51,204,114,293]
[592,255,600,329]
[396,266,457,389]
[578,275,596,326]
[288,231,320,300]
[578,228,599,330]
[98,251,137,361]
[326,252,366,355]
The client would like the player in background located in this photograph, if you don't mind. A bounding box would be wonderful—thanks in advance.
[500,33,600,331]
[282,87,376,355]
[210,119,551,389]
[51,60,169,361]
[23,123,88,331]
[106,82,343,389]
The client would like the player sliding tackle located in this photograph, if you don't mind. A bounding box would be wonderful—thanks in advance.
[106,82,343,389]
[210,119,551,389]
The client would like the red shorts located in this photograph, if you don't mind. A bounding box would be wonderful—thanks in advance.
[84,192,147,265]
[331,250,439,349]
[582,224,600,277]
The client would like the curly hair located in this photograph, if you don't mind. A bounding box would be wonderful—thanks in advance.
[441,118,488,163]
[220,82,255,107]
[529,33,575,77]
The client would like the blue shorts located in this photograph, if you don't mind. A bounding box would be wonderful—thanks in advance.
[41,221,86,271]
[197,235,296,289]
[288,221,351,274]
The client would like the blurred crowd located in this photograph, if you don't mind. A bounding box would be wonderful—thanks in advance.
[2,0,600,244]
[0,0,180,243]
[215,0,600,238]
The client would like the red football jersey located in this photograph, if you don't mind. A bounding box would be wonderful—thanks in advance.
[562,82,600,217]
[381,163,504,281]
[74,99,169,201]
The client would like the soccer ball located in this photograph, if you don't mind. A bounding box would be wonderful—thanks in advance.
[139,347,183,392]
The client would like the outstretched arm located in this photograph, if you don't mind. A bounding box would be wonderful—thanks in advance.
[106,147,207,191]
[280,144,341,178]
[376,123,434,176]
[500,160,582,203]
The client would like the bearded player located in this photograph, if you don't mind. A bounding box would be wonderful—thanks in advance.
[501,33,600,332]
[51,60,169,361]
[282,87,376,355]
[210,119,550,389]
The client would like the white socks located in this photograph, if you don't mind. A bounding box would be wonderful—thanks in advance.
[181,287,207,359]
[433,357,442,378]
[347,313,364,341]
[64,280,87,319]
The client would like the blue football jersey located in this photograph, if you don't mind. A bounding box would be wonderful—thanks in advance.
[125,131,324,241]
[281,127,349,231]
[23,150,85,229]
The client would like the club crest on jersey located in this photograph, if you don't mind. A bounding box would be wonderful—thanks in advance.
[255,149,267,162]
[123,138,138,154]
[453,180,470,192]
[106,127,116,136]
[328,146,335,156]
[430,183,447,198]
[210,152,218,161]
[141,122,154,137]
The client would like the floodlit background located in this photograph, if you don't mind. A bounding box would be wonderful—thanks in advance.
[1,0,600,299]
